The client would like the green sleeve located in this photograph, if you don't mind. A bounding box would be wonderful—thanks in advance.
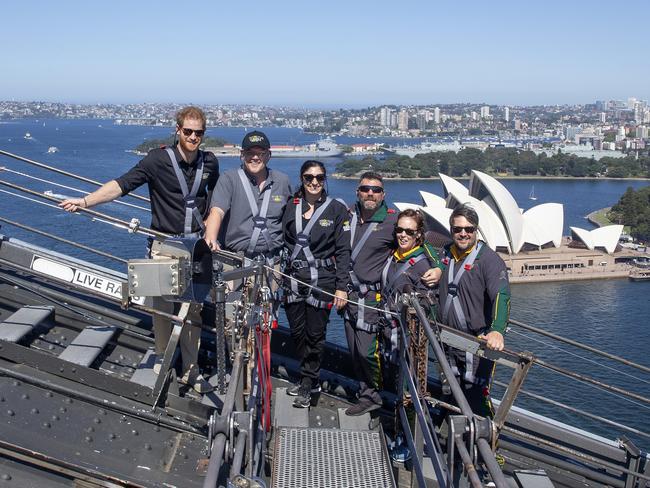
[423,243,445,270]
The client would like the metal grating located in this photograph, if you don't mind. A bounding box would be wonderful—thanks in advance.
[272,427,395,488]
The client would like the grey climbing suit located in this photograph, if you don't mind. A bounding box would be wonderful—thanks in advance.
[237,168,273,257]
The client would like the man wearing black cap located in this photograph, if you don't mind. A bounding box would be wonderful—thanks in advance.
[205,131,291,265]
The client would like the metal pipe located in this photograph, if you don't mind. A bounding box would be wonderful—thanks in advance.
[0,178,164,238]
[534,357,650,405]
[0,216,127,263]
[493,380,650,440]
[410,297,509,488]
[0,149,150,203]
[0,363,203,435]
[229,429,249,479]
[502,426,650,482]
[203,352,245,488]
[510,318,650,374]
[454,438,483,488]
[498,438,626,488]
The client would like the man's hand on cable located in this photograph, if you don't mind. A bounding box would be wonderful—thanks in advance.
[479,330,504,351]
[59,197,87,212]
[204,238,221,252]
[421,267,442,287]
[333,289,348,311]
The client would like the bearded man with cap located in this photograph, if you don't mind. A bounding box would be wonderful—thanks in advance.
[204,131,291,273]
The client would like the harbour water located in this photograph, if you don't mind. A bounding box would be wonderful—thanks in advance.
[1,119,649,448]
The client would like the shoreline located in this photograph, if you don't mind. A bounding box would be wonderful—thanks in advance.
[331,174,650,181]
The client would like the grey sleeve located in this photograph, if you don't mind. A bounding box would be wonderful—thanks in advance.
[209,171,234,213]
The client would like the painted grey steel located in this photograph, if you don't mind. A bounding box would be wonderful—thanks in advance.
[58,325,116,367]
[127,257,185,297]
[409,297,509,488]
[0,375,208,487]
[272,427,395,488]
[151,320,184,410]
[0,305,53,342]
[337,408,372,431]
[130,349,158,388]
[513,470,556,488]
[273,387,309,428]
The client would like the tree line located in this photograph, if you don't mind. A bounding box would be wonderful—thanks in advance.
[608,186,650,242]
[336,147,650,179]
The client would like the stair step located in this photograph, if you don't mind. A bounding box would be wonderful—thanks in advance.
[58,325,116,367]
[0,306,54,343]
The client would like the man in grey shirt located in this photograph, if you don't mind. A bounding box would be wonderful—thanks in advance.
[205,131,291,265]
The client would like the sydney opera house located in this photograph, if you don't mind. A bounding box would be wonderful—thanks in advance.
[395,171,630,282]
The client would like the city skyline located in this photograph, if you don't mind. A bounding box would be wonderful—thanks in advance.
[3,0,650,107]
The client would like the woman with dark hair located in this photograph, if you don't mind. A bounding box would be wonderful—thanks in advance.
[282,160,351,408]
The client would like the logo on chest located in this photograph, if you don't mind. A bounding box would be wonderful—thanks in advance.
[272,195,283,203]
[319,219,333,228]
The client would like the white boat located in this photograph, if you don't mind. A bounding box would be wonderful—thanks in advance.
[47,146,59,154]
[24,132,32,140]
[529,185,537,200]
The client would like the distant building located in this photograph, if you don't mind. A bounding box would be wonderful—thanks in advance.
[504,106,510,122]
[599,112,606,123]
[434,107,441,124]
[471,111,478,121]
[416,112,427,131]
[480,106,490,118]
[636,126,648,139]
[397,109,409,131]
[514,119,522,131]
[380,107,392,127]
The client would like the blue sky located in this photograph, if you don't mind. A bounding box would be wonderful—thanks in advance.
[2,0,649,107]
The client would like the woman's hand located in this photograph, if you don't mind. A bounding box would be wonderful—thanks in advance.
[421,267,442,287]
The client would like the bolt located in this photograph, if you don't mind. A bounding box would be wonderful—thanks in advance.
[144,443,152,450]
[93,418,101,424]
[85,436,93,443]
[132,430,139,436]
[43,422,51,428]
[45,391,53,398]
[7,410,15,416]
[59,407,67,413]
[86,427,95,433]
[51,415,59,421]
[129,265,134,270]
[98,409,106,415]
[1,474,12,480]
[153,426,160,432]
[12,381,19,387]
[48,345,54,350]
[109,433,116,440]
[121,448,129,454]
[21,394,29,400]
[65,398,73,404]
[31,408,39,415]
[71,368,76,373]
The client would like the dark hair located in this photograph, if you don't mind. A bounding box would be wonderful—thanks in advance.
[294,160,327,199]
[449,204,479,227]
[175,106,206,129]
[396,208,425,246]
[358,171,383,184]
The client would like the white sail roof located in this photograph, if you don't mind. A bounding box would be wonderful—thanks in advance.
[570,225,624,254]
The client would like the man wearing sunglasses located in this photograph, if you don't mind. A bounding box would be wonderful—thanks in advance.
[343,172,440,416]
[60,106,219,393]
[438,204,510,417]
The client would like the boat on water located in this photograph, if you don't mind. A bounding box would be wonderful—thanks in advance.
[23,132,32,140]
[0,149,649,487]
[629,268,650,281]
[390,140,463,158]
[271,138,343,158]
[47,146,59,154]
[529,185,537,201]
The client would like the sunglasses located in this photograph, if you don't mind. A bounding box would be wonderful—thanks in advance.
[452,226,477,234]
[395,227,418,236]
[303,174,326,183]
[243,149,270,159]
[181,128,205,137]
[358,185,384,194]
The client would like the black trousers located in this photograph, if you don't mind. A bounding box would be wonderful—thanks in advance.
[285,301,331,384]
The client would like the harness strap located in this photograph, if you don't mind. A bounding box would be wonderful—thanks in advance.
[441,242,483,331]
[237,169,274,256]
[380,253,428,319]
[165,148,205,235]
[288,198,334,297]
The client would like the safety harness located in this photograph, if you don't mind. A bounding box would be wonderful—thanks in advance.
[165,148,205,237]
[347,211,382,332]
[441,241,483,384]
[237,168,274,257]
[285,197,335,309]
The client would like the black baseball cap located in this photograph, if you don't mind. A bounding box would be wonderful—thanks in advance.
[242,131,271,150]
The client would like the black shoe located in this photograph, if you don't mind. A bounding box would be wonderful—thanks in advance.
[287,381,321,396]
[293,385,312,408]
[345,396,382,416]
